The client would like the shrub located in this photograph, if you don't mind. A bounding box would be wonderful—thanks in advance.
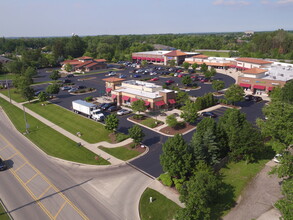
[115,133,129,142]
[169,73,175,76]
[158,173,173,187]
[85,96,93,102]
[173,178,184,191]
[219,98,229,104]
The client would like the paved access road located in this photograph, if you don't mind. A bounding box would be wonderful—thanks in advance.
[0,111,122,220]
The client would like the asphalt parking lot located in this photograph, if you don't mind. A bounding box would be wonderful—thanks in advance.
[31,65,265,177]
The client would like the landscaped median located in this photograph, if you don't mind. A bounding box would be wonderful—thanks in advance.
[0,97,109,165]
[24,101,112,144]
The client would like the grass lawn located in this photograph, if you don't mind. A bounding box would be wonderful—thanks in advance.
[99,144,141,161]
[217,159,269,217]
[0,98,109,165]
[136,117,163,128]
[139,188,181,220]
[0,202,10,220]
[0,88,26,103]
[195,51,230,57]
[0,73,15,81]
[32,80,54,85]
[24,101,111,144]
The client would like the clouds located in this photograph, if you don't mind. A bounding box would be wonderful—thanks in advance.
[261,0,293,5]
[213,0,251,6]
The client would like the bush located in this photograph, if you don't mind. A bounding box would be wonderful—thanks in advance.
[169,73,175,76]
[158,173,173,187]
[219,98,229,104]
[85,96,93,102]
[133,114,145,120]
[173,178,184,191]
[115,133,129,142]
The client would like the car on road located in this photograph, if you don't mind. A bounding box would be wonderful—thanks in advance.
[201,112,217,118]
[252,96,263,102]
[117,109,132,115]
[61,86,72,91]
[133,74,141,78]
[245,95,254,101]
[107,106,121,112]
[150,77,159,81]
[0,157,7,171]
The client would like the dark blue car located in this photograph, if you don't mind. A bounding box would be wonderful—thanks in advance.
[133,74,141,78]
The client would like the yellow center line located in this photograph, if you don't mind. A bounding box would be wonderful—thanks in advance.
[0,134,89,220]
[37,185,52,200]
[25,173,38,185]
[54,201,67,219]
[13,162,27,172]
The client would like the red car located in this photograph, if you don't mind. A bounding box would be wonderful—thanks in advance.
[165,80,175,84]
[177,69,183,73]
[200,78,209,82]
[178,74,185,78]
[150,77,159,81]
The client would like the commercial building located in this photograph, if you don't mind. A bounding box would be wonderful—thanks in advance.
[233,57,272,70]
[107,79,176,110]
[132,50,197,65]
[185,55,233,69]
[238,64,293,94]
[61,56,107,72]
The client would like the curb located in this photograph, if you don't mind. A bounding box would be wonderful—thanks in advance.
[126,162,156,180]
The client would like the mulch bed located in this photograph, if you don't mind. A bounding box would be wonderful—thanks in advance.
[129,116,163,128]
[125,143,146,154]
[160,123,196,135]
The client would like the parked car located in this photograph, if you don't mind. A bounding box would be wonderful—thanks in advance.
[68,87,78,93]
[273,154,282,163]
[108,72,116,76]
[107,105,121,112]
[174,73,179,77]
[150,77,159,81]
[165,80,175,85]
[150,72,157,75]
[101,102,116,110]
[98,103,107,109]
[200,78,209,82]
[178,74,185,78]
[34,91,42,96]
[78,85,86,89]
[0,157,7,171]
[66,74,74,78]
[62,79,71,84]
[252,96,263,102]
[245,95,254,101]
[177,69,183,73]
[119,74,127,78]
[133,74,141,78]
[191,75,199,81]
[61,86,72,91]
[117,109,132,115]
[201,112,217,118]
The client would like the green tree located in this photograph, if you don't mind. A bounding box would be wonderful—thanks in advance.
[191,63,198,71]
[275,178,293,220]
[175,90,189,106]
[24,66,37,78]
[64,63,72,72]
[166,114,178,128]
[21,86,35,102]
[141,60,148,68]
[5,60,24,74]
[46,83,60,98]
[168,60,176,67]
[131,99,147,116]
[225,84,244,105]
[50,70,61,81]
[38,91,49,102]
[212,80,225,92]
[13,74,33,91]
[65,35,85,58]
[181,75,192,86]
[182,62,190,71]
[105,114,119,133]
[128,125,145,145]
[200,63,208,73]
[176,162,222,220]
[280,80,293,104]
[180,100,199,123]
[160,134,193,180]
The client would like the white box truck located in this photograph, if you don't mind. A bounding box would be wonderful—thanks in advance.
[72,100,105,121]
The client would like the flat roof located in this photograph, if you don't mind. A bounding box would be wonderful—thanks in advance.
[133,50,171,55]
[263,66,293,81]
[123,80,162,88]
[114,88,162,99]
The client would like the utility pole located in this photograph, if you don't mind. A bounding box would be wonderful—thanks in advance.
[23,105,29,134]
[5,74,11,103]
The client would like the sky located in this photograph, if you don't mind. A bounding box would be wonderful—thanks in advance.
[0,0,293,37]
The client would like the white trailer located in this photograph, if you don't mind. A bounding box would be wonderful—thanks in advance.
[72,100,104,121]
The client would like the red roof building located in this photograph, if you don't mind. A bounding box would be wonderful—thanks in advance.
[61,56,107,73]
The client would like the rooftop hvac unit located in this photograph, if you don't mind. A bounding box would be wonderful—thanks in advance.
[273,76,276,79]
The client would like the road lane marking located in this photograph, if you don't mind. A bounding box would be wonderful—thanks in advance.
[38,185,52,200]
[25,173,38,185]
[6,152,18,160]
[14,162,27,172]
[0,145,8,151]
[0,134,89,220]
[54,201,67,219]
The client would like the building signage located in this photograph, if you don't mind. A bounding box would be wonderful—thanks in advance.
[241,79,250,82]
[272,83,280,85]
[255,81,266,84]
[167,57,174,60]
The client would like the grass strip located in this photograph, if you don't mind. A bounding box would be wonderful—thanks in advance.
[139,188,181,220]
[140,117,163,128]
[0,97,109,165]
[0,88,26,103]
[24,101,111,144]
[99,144,140,161]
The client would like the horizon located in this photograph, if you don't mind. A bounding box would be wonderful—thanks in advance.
[1,0,293,38]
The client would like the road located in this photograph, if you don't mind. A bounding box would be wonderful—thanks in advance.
[0,109,152,220]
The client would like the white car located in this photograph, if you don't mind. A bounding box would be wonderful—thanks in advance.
[150,72,157,75]
[117,109,132,116]
[273,154,282,163]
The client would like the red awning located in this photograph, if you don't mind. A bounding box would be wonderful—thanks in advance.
[132,56,137,59]
[239,83,251,88]
[156,58,161,62]
[106,88,112,93]
[151,58,155,61]
[144,101,150,106]
[230,65,237,68]
[111,94,117,99]
[155,100,166,106]
[253,85,266,90]
[131,98,139,102]
[146,57,151,60]
[137,57,141,60]
[268,87,274,91]
[141,57,146,60]
[168,99,176,104]
[122,96,130,101]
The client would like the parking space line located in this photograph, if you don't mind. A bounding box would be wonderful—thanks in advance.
[6,152,18,160]
[25,173,38,185]
[13,162,27,172]
[0,134,89,220]
[37,185,52,200]
[54,201,67,219]
[0,145,8,152]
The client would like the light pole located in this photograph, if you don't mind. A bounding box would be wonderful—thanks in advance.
[23,105,29,134]
[5,74,11,103]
